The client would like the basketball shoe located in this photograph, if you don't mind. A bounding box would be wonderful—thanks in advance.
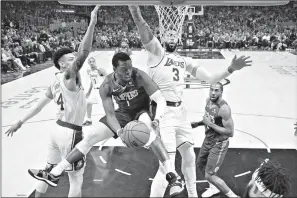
[28,169,60,187]
[166,172,185,196]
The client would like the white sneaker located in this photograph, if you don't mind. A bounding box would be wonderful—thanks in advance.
[202,186,220,197]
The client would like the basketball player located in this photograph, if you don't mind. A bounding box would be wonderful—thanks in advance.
[193,82,238,197]
[83,56,107,126]
[243,159,291,197]
[5,5,100,197]
[28,52,184,197]
[129,5,252,198]
[114,40,132,55]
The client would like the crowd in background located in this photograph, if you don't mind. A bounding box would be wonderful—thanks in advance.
[1,1,297,73]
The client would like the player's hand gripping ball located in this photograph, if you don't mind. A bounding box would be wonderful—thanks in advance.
[120,120,151,148]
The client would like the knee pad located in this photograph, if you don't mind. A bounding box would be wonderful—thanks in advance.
[137,112,152,129]
[138,112,157,149]
[143,129,157,149]
[75,139,92,155]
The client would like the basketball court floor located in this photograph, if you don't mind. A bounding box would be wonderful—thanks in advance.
[2,50,297,197]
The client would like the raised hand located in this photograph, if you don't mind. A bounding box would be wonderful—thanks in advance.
[90,5,100,25]
[229,55,253,72]
[5,120,23,137]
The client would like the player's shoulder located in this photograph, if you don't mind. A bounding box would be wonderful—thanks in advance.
[218,100,231,116]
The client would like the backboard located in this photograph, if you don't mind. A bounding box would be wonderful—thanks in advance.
[59,0,289,6]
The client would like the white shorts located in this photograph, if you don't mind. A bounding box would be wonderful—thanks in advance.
[159,103,194,153]
[87,88,101,104]
[47,124,85,173]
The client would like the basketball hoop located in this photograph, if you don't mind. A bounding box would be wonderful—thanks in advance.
[154,4,190,43]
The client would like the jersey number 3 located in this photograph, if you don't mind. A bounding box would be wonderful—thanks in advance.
[57,93,64,111]
[172,68,179,81]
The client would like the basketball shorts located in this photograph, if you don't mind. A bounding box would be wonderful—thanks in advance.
[196,138,229,175]
[87,88,102,104]
[159,102,194,153]
[47,120,86,172]
[99,103,156,139]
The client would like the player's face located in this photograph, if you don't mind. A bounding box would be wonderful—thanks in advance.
[164,31,178,52]
[209,84,222,102]
[88,58,96,69]
[115,60,133,82]
[59,53,76,72]
[121,41,128,48]
[243,176,267,197]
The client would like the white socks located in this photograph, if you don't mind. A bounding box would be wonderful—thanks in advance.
[50,159,71,176]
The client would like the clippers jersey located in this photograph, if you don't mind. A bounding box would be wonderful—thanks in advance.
[204,99,228,142]
[87,68,104,89]
[148,52,187,102]
[106,68,150,111]
[51,73,87,126]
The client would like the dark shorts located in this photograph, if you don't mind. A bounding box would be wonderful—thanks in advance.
[197,138,229,175]
[99,102,157,138]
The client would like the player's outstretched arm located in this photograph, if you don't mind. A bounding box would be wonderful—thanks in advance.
[185,55,252,84]
[203,104,234,137]
[137,70,166,122]
[67,6,100,77]
[128,6,163,57]
[99,80,122,134]
[5,87,53,137]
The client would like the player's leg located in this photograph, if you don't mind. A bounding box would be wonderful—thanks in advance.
[67,165,85,197]
[137,112,184,197]
[83,102,93,126]
[29,120,115,187]
[83,91,97,126]
[176,123,198,197]
[203,139,238,198]
[50,121,114,176]
[149,125,178,197]
[32,128,61,197]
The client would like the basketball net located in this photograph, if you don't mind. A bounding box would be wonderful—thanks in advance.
[154,5,190,43]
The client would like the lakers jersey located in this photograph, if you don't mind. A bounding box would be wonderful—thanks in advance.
[50,73,87,126]
[148,52,187,102]
[87,69,104,89]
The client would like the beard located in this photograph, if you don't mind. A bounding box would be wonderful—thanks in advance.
[165,42,177,52]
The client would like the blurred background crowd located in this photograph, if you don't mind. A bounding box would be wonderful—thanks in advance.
[1,1,297,74]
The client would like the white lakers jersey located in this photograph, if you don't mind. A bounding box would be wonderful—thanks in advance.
[50,73,87,126]
[148,52,187,102]
[87,69,104,89]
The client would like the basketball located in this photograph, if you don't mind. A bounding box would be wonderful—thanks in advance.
[121,120,151,148]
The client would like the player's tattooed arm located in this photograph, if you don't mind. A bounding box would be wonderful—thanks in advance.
[5,86,53,137]
[99,80,122,133]
[203,104,234,137]
[129,6,163,58]
[68,6,100,77]
[129,6,154,45]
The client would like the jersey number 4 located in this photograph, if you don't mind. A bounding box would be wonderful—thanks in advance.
[57,93,64,111]
[173,68,179,81]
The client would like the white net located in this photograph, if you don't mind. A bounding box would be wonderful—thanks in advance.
[154,5,190,43]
